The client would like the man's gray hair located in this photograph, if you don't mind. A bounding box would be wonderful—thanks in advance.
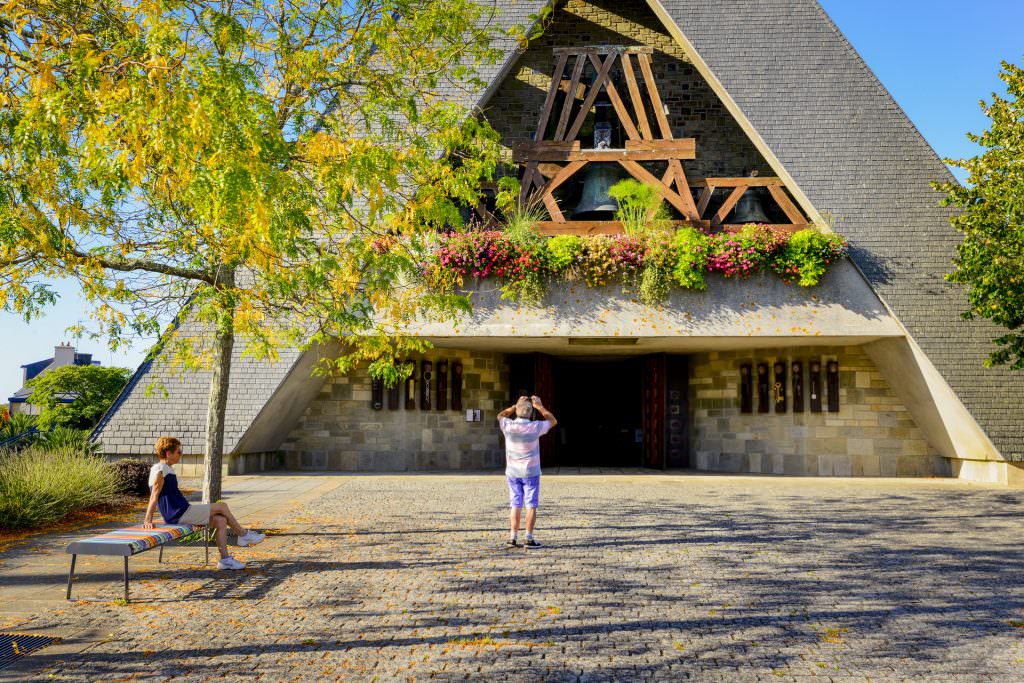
[515,399,533,418]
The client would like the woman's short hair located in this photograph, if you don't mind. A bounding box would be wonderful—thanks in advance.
[154,436,181,459]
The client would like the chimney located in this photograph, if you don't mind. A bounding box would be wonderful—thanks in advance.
[53,342,77,369]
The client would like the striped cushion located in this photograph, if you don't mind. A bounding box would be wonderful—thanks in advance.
[66,524,201,557]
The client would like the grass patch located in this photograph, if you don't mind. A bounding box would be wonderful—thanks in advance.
[0,446,118,530]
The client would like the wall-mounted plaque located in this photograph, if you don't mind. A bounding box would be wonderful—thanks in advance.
[809,360,822,413]
[739,363,753,414]
[827,360,840,413]
[436,360,448,411]
[420,360,432,411]
[371,377,384,410]
[791,361,804,413]
[451,361,464,411]
[757,363,770,414]
[773,361,787,413]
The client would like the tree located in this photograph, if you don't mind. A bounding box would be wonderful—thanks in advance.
[26,364,132,429]
[936,60,1024,370]
[0,1,506,500]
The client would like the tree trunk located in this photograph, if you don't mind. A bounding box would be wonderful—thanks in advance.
[202,269,235,504]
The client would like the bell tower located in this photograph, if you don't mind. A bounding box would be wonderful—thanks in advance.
[512,46,809,235]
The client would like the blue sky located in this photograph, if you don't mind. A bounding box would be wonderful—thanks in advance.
[3,0,1023,401]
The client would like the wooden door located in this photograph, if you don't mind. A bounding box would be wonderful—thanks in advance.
[642,354,667,469]
[507,353,558,468]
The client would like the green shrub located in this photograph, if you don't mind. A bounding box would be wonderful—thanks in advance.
[546,235,584,275]
[36,427,98,454]
[1,413,37,441]
[502,201,547,248]
[608,179,667,237]
[771,229,849,286]
[0,446,118,529]
[110,459,152,497]
[671,228,711,290]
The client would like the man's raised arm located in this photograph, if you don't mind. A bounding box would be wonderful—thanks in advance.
[530,395,557,429]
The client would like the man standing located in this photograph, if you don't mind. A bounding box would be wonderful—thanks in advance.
[497,395,557,549]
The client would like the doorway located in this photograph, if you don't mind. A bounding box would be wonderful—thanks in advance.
[554,358,644,467]
[507,353,690,469]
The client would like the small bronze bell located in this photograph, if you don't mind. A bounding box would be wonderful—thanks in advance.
[572,164,627,218]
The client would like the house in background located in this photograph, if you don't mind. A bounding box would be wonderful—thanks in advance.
[8,343,100,416]
[94,0,1024,484]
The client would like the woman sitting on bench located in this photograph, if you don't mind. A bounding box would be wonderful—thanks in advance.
[143,436,265,570]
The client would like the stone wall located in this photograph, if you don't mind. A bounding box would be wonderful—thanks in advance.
[484,0,772,179]
[280,350,508,471]
[689,346,949,477]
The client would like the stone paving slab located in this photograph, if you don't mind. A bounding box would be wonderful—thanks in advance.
[2,472,1023,681]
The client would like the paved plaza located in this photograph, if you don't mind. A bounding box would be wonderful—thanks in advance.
[2,471,1024,681]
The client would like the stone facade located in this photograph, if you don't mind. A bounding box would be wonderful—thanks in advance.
[483,0,773,180]
[280,350,508,471]
[689,346,949,477]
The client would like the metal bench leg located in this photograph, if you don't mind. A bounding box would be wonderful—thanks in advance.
[158,545,164,564]
[66,554,77,601]
[123,557,130,604]
[205,527,210,565]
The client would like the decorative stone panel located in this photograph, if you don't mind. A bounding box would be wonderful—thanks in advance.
[280,350,508,471]
[689,346,948,477]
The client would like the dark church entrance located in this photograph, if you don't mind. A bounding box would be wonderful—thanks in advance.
[508,353,690,469]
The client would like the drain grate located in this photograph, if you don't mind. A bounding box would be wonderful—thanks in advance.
[0,633,59,669]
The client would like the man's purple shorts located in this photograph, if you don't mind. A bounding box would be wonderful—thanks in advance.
[507,475,540,509]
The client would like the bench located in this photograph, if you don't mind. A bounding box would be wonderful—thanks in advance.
[66,524,211,602]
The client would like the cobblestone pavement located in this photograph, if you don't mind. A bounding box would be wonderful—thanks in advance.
[4,473,1024,681]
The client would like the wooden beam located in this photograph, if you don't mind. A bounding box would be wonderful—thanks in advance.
[566,52,619,142]
[519,162,540,205]
[722,223,808,234]
[713,186,747,226]
[552,46,653,55]
[538,160,587,197]
[554,55,587,141]
[693,176,783,187]
[516,140,700,162]
[618,159,692,218]
[620,53,653,140]
[624,139,695,156]
[604,77,642,142]
[535,52,569,142]
[767,184,806,224]
[696,185,715,217]
[537,163,563,179]
[541,191,564,222]
[637,52,672,139]
[668,159,699,220]
[534,219,710,236]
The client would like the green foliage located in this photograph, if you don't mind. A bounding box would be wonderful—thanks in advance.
[0,412,37,440]
[608,179,667,237]
[502,202,547,249]
[0,446,117,529]
[26,365,131,430]
[546,235,584,275]
[109,459,152,497]
[671,228,711,291]
[771,230,848,287]
[36,427,99,454]
[935,61,1024,369]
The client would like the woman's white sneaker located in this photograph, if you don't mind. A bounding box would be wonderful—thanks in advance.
[217,556,245,570]
[238,530,266,547]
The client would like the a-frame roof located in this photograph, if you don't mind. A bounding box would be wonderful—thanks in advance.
[96,0,1022,461]
[479,0,1020,458]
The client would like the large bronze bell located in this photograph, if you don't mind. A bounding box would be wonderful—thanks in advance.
[572,164,627,219]
[730,171,771,224]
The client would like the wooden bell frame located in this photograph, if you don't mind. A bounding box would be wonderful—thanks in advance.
[511,46,808,235]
